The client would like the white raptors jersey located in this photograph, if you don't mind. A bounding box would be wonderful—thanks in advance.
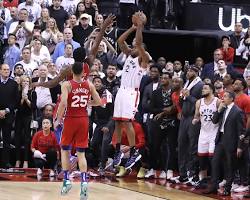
[120,55,144,89]
[200,97,219,134]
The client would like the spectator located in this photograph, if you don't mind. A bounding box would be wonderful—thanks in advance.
[12,63,24,77]
[33,65,61,111]
[173,60,184,79]
[8,8,34,50]
[223,73,234,92]
[145,72,177,179]
[35,8,50,31]
[236,26,250,63]
[47,62,58,79]
[18,0,41,23]
[55,43,75,71]
[220,35,234,64]
[15,75,37,168]
[73,13,93,47]
[0,0,11,64]
[229,22,244,50]
[104,21,118,51]
[90,76,114,175]
[102,65,120,98]
[61,0,79,16]
[95,13,103,29]
[15,47,38,76]
[48,0,69,32]
[31,117,59,177]
[75,1,86,20]
[36,104,54,130]
[52,27,80,63]
[0,64,19,168]
[41,17,59,54]
[3,34,21,74]
[6,7,19,34]
[31,38,51,65]
[83,0,98,22]
[91,58,105,78]
[66,14,78,29]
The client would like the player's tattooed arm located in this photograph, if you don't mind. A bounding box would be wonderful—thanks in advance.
[192,99,201,125]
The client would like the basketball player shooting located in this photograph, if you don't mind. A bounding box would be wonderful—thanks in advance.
[54,62,102,199]
[112,11,150,169]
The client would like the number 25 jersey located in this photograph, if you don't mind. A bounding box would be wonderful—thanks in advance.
[65,80,90,117]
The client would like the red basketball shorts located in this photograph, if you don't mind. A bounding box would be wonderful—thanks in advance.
[61,117,89,149]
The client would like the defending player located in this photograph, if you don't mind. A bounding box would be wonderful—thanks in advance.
[192,83,220,186]
[33,15,116,88]
[112,12,150,169]
[54,62,102,199]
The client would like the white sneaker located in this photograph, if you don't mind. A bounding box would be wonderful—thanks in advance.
[231,183,240,191]
[49,170,55,177]
[37,168,43,176]
[219,179,226,188]
[144,169,156,178]
[233,185,249,193]
[158,171,167,179]
[167,170,174,180]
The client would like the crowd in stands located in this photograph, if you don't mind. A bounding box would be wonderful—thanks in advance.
[1,0,250,197]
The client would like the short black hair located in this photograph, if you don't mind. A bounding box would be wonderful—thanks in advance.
[150,63,161,73]
[204,83,215,93]
[72,62,83,75]
[73,47,86,63]
[92,76,103,83]
[225,91,235,101]
[234,78,247,90]
[8,33,16,40]
[162,72,172,79]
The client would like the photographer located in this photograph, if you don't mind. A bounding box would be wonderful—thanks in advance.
[15,75,37,168]
[145,72,178,179]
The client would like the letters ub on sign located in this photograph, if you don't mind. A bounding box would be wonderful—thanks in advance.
[219,7,250,32]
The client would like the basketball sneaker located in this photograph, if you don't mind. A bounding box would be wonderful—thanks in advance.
[61,179,72,195]
[113,151,124,167]
[80,182,88,200]
[137,167,146,179]
[125,150,142,170]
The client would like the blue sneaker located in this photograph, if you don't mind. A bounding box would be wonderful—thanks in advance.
[125,151,142,170]
[80,182,88,200]
[113,151,124,167]
[61,179,72,195]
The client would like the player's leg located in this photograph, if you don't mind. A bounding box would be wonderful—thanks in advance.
[113,121,125,166]
[61,149,72,195]
[77,150,88,200]
[123,121,142,170]
[74,117,89,200]
[60,118,74,195]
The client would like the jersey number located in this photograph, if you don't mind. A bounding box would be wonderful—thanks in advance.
[204,114,213,122]
[71,95,88,108]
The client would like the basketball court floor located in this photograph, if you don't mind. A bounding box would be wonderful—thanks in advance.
[0,169,247,200]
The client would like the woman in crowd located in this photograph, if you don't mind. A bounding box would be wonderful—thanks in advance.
[15,75,37,168]
[35,8,50,31]
[41,17,60,54]
[31,117,59,177]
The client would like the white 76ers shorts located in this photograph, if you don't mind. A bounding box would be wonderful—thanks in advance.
[113,87,140,121]
[198,130,217,156]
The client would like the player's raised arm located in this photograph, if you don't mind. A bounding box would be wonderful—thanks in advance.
[54,81,70,125]
[133,12,150,69]
[117,25,136,56]
[86,14,116,67]
[88,81,102,106]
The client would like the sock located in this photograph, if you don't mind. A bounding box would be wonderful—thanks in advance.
[64,170,69,180]
[130,146,136,156]
[81,172,87,183]
[116,143,121,152]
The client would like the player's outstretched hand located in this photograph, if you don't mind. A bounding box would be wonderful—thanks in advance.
[102,14,116,28]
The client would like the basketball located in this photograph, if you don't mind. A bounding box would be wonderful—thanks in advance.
[132,12,147,26]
